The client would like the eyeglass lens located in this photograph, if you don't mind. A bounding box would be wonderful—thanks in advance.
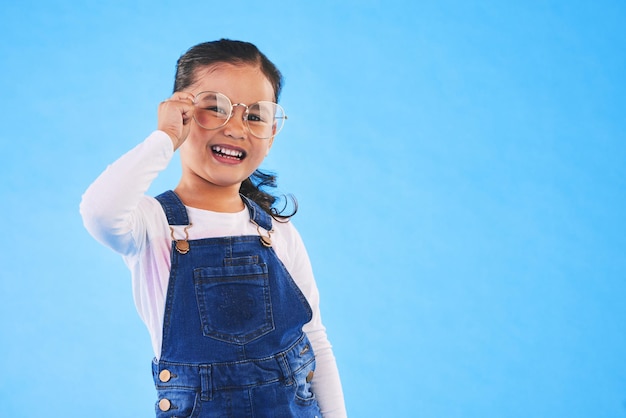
[193,92,286,139]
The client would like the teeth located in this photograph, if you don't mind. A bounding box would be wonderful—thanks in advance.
[212,146,243,158]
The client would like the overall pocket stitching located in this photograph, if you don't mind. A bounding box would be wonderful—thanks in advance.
[193,263,275,344]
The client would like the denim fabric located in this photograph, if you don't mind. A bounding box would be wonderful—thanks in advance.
[152,191,321,418]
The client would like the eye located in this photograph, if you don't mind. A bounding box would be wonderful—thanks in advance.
[196,93,231,117]
[208,106,229,115]
[247,112,264,123]
[247,103,273,124]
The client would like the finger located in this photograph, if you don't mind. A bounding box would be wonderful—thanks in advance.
[158,99,194,145]
[169,92,195,103]
[182,111,192,125]
[164,93,195,115]
[159,97,195,117]
[182,107,194,125]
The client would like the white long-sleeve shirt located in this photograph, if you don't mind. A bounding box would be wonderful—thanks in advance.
[80,130,346,417]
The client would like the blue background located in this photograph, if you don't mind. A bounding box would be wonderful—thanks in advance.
[1,1,625,416]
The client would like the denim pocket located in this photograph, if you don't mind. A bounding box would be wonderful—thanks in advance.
[194,263,275,344]
[294,355,317,406]
[155,388,201,418]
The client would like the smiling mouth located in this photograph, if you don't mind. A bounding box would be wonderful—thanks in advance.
[211,145,247,161]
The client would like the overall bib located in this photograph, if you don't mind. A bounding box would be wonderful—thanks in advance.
[152,191,321,418]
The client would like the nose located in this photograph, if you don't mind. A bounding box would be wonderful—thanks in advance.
[223,104,247,139]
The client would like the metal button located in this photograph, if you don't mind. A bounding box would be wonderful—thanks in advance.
[306,370,315,383]
[159,369,172,383]
[158,398,171,411]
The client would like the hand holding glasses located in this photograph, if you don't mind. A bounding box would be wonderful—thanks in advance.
[193,91,287,139]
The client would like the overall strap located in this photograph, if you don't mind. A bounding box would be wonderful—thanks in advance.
[155,190,190,226]
[240,194,273,231]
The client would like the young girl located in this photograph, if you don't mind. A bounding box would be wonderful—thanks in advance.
[80,39,346,418]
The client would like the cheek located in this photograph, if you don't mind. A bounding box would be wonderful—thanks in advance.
[181,131,209,153]
[179,139,207,166]
[261,139,274,157]
[251,144,271,161]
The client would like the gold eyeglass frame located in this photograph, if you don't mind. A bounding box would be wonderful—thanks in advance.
[192,91,288,139]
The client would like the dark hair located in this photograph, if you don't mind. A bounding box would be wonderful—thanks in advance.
[174,39,296,220]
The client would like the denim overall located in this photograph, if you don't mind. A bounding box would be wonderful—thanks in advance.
[152,191,321,418]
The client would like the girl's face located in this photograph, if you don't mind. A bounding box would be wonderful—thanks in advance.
[179,63,276,192]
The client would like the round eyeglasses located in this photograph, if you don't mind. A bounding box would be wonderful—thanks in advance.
[193,91,287,139]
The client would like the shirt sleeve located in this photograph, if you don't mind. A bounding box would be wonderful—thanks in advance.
[285,225,348,417]
[79,131,174,256]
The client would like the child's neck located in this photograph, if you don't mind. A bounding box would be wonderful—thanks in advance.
[173,181,245,213]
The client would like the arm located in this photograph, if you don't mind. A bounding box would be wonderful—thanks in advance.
[80,93,195,254]
[287,226,348,417]
[79,131,174,255]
